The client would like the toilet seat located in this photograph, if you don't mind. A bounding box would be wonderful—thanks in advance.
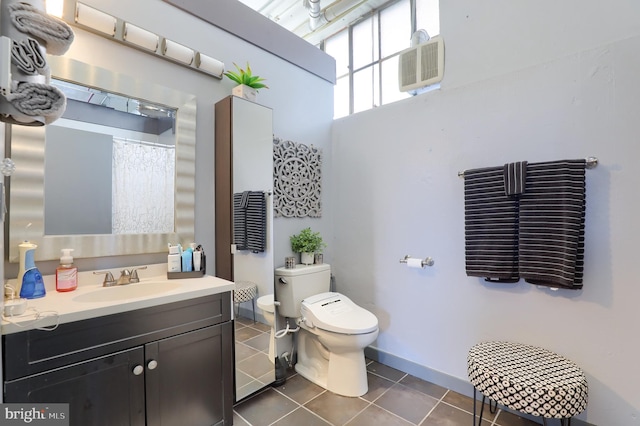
[257,294,274,313]
[301,292,378,335]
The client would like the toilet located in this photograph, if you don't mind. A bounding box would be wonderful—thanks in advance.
[256,294,276,364]
[275,264,378,397]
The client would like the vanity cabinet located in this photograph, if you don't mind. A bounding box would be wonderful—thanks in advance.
[3,292,233,426]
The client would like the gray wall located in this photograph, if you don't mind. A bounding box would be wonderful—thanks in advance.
[331,1,640,425]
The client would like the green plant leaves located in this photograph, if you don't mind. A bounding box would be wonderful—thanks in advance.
[290,227,326,253]
[223,62,269,90]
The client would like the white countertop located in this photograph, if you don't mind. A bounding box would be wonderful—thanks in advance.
[2,264,235,335]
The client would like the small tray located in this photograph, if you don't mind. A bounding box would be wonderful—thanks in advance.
[167,268,206,279]
[167,253,206,279]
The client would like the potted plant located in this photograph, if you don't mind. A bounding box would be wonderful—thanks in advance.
[290,227,326,265]
[223,62,268,102]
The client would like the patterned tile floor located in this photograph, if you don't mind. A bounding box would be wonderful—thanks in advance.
[232,333,542,426]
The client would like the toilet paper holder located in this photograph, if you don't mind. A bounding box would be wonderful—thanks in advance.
[399,255,434,268]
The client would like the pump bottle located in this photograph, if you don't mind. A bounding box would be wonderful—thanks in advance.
[56,248,78,292]
[18,241,46,299]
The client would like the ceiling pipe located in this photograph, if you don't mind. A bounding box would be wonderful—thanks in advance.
[307,0,367,31]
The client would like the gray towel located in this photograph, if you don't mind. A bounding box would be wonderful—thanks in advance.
[464,166,520,282]
[12,38,48,75]
[6,81,66,124]
[233,191,267,253]
[519,159,586,289]
[9,2,74,55]
[503,161,527,196]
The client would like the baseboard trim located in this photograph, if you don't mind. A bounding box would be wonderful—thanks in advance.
[364,346,594,426]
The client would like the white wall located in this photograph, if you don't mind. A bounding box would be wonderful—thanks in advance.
[332,1,640,425]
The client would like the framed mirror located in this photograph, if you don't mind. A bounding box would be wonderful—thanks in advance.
[7,56,196,262]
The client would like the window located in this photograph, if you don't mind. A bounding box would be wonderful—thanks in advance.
[324,0,440,118]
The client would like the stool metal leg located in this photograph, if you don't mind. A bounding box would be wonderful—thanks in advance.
[489,398,497,414]
[472,387,487,426]
[252,298,256,323]
[473,387,477,426]
[478,395,487,426]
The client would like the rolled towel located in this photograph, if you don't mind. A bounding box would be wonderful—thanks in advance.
[5,81,66,124]
[9,2,74,55]
[12,38,48,75]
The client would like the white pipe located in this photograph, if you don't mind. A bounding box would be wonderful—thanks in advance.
[309,0,366,31]
[275,319,300,338]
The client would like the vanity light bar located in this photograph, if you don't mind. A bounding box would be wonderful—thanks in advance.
[162,39,194,66]
[64,1,224,79]
[75,3,116,37]
[123,23,159,52]
[195,53,225,78]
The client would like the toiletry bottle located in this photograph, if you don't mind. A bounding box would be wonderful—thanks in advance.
[182,245,193,272]
[56,249,78,292]
[193,244,202,272]
[168,244,181,272]
[18,241,46,299]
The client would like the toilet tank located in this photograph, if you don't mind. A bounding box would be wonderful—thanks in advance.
[275,264,331,318]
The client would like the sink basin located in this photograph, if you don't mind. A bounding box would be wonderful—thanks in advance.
[73,281,181,303]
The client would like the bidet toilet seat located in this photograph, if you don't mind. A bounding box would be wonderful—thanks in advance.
[301,292,378,335]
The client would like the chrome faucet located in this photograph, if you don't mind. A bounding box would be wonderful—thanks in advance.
[94,266,147,287]
[117,266,148,285]
[93,271,116,287]
[117,269,131,285]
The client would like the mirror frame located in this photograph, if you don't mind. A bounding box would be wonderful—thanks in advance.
[8,56,196,263]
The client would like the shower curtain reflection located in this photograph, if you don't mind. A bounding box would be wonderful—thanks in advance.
[112,138,175,234]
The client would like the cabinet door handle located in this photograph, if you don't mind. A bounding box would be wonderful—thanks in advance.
[147,360,158,370]
[132,365,144,376]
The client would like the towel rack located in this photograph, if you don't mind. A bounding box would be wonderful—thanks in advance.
[457,156,598,178]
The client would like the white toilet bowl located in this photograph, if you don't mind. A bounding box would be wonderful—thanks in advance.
[295,292,379,397]
[256,294,276,364]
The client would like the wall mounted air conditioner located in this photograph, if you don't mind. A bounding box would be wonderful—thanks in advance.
[398,35,444,92]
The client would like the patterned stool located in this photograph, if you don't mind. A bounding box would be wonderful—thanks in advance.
[234,281,257,322]
[467,341,588,426]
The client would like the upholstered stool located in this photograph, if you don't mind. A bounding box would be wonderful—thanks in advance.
[234,281,258,322]
[468,341,588,426]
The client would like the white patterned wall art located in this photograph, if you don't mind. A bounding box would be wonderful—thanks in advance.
[273,137,322,218]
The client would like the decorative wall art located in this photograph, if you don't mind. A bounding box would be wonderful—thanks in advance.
[273,137,322,218]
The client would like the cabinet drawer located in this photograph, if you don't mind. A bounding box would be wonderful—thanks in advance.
[3,292,231,381]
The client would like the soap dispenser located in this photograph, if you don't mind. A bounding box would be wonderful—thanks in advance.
[18,241,46,299]
[56,248,78,292]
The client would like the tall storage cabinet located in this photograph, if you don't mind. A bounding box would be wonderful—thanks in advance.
[215,95,275,401]
[214,95,274,285]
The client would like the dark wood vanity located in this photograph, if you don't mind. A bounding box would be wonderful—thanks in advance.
[2,292,233,426]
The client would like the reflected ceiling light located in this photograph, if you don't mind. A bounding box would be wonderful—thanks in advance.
[161,38,194,65]
[123,23,159,52]
[75,2,116,36]
[195,52,225,78]
[46,0,64,18]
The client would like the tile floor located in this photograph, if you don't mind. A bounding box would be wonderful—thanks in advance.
[233,342,541,426]
[235,315,276,398]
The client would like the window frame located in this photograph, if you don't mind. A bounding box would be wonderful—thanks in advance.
[323,0,435,117]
